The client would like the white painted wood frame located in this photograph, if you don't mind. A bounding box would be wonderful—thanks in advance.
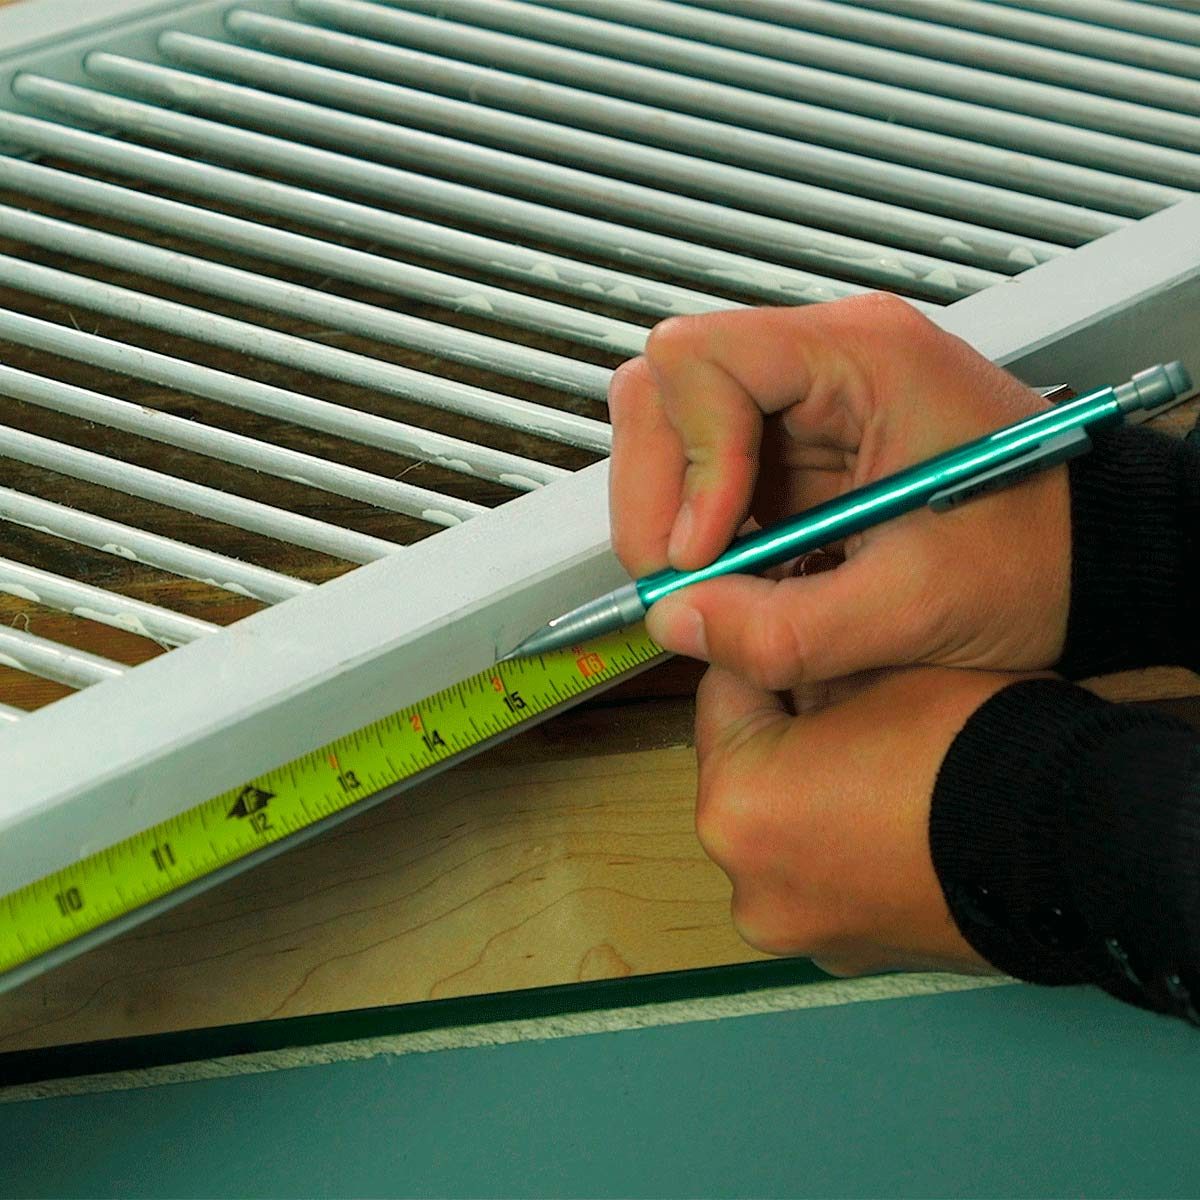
[0,0,1197,984]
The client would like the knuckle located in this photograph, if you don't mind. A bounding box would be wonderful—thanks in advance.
[840,292,936,353]
[854,290,929,329]
[644,314,700,365]
[607,355,652,412]
[698,776,783,874]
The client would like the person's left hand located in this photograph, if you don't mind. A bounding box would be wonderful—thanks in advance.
[694,664,1038,977]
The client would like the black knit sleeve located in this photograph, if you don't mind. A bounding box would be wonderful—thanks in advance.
[930,679,1200,1025]
[1059,423,1200,679]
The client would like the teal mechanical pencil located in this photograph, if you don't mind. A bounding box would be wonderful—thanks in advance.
[501,362,1193,661]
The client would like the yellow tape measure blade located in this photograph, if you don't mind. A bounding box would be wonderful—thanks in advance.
[0,628,664,986]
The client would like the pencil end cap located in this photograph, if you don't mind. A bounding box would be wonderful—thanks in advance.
[1165,361,1193,400]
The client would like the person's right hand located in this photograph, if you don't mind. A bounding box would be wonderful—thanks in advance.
[608,294,1073,689]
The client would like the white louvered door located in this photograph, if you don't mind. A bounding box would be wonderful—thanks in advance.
[0,0,1196,979]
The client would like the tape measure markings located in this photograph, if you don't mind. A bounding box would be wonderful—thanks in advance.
[0,627,663,980]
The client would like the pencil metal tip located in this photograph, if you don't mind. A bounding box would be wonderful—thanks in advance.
[497,630,544,662]
[497,585,646,666]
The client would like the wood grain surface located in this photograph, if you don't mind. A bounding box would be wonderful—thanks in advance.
[0,1,1196,1053]
[0,742,767,1054]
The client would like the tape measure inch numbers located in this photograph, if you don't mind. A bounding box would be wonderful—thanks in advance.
[0,626,665,986]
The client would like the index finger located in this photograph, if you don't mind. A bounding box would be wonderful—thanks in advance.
[625,305,872,573]
[608,314,771,580]
[608,354,686,578]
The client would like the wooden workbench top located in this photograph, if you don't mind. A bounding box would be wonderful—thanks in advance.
[0,0,1196,1051]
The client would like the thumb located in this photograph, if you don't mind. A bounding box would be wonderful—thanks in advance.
[649,551,924,690]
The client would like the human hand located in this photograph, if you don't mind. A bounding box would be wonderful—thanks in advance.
[694,664,1029,975]
[609,295,1072,689]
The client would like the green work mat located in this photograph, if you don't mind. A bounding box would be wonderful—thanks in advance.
[2,980,1199,1198]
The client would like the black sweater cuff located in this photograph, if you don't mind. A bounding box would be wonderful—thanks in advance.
[931,679,1200,1019]
[1060,424,1200,679]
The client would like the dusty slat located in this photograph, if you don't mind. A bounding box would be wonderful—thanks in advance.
[837,0,1200,75]
[363,0,1200,196]
[0,307,569,491]
[0,423,401,564]
[0,487,310,604]
[0,154,648,358]
[683,0,1200,113]
[993,0,1200,47]
[534,0,1200,140]
[223,9,1069,269]
[0,556,218,646]
[0,252,610,454]
[0,197,612,403]
[0,626,126,689]
[0,113,738,321]
[140,39,1003,300]
[0,361,487,527]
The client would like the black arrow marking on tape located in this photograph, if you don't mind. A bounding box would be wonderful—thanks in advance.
[227,785,274,820]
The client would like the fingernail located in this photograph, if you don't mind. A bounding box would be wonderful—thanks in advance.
[650,600,708,661]
[668,502,694,566]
